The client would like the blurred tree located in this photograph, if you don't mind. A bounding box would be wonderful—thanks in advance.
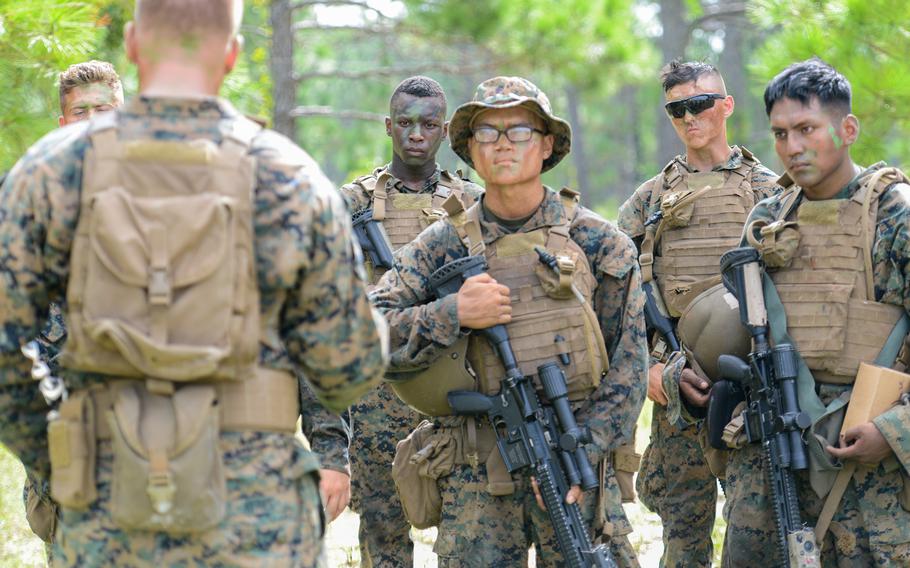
[750,0,910,168]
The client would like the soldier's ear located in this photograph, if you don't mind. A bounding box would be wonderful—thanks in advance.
[224,35,242,75]
[125,22,138,65]
[541,134,554,160]
[385,117,392,137]
[442,120,449,140]
[841,114,859,147]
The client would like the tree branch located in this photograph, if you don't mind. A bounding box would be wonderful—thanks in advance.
[294,61,501,81]
[289,106,385,121]
[689,2,748,31]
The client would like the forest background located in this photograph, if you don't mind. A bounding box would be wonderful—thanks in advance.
[0,0,908,566]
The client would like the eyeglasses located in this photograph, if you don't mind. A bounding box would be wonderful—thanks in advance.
[664,93,725,119]
[472,125,547,144]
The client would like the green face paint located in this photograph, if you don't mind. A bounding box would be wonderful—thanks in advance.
[828,125,843,149]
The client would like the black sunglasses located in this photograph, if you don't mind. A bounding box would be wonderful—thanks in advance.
[664,93,725,119]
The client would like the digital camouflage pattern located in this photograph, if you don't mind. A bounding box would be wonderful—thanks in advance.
[340,165,482,567]
[617,147,780,568]
[447,76,571,173]
[434,463,640,567]
[54,436,326,566]
[723,164,910,566]
[0,96,386,566]
[371,186,648,566]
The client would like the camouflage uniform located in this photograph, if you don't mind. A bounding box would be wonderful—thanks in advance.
[371,186,648,567]
[0,97,386,566]
[723,164,910,567]
[616,147,779,567]
[341,165,483,567]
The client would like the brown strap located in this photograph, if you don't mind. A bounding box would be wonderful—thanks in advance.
[465,416,479,468]
[370,172,393,221]
[815,462,856,543]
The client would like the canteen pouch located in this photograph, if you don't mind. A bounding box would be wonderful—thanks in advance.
[48,391,98,509]
[707,379,745,450]
[392,420,456,529]
[107,382,225,534]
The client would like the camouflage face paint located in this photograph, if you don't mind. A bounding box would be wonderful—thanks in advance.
[61,83,123,125]
[388,93,447,168]
[828,125,843,149]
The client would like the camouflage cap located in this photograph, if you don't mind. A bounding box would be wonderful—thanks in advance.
[449,76,571,173]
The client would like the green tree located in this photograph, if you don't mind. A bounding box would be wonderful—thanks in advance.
[750,0,910,167]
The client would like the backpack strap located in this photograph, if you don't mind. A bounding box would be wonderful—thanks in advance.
[442,194,484,255]
[545,187,579,252]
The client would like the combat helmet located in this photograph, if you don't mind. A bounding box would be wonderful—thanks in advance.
[677,282,752,380]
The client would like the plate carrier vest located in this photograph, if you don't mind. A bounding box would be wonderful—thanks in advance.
[760,167,910,384]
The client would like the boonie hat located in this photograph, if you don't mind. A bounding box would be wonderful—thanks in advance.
[449,76,571,173]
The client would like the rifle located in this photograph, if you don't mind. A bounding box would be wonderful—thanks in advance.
[352,208,394,271]
[430,255,617,568]
[718,247,820,568]
[641,211,680,354]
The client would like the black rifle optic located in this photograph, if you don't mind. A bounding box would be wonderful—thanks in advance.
[352,208,394,270]
[429,254,617,568]
[718,247,819,568]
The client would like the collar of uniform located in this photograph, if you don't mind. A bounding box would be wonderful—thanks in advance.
[834,161,888,199]
[376,163,442,194]
[478,186,566,244]
[674,146,744,174]
[124,95,241,120]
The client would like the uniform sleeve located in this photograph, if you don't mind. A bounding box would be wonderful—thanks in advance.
[255,141,387,414]
[0,130,83,476]
[750,163,783,202]
[298,374,351,473]
[339,181,371,213]
[369,221,467,371]
[575,230,648,464]
[616,176,658,240]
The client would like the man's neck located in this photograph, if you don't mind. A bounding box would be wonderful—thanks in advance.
[686,139,733,172]
[139,64,222,99]
[389,155,438,191]
[483,178,546,220]
[804,159,861,200]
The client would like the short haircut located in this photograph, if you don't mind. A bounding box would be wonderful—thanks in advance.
[58,60,122,112]
[390,76,446,107]
[660,59,723,93]
[135,0,243,40]
[763,57,851,117]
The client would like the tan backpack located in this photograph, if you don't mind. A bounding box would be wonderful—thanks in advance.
[61,112,262,382]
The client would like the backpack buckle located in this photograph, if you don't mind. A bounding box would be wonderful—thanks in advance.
[148,269,171,306]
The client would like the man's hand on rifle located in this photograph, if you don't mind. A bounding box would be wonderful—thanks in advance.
[457,273,512,329]
[647,362,668,406]
[530,477,584,509]
[678,368,710,407]
[828,422,894,466]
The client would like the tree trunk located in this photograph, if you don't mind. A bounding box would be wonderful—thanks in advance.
[565,84,591,205]
[656,0,689,167]
[270,0,296,140]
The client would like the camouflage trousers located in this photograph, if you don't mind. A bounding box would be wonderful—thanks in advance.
[349,383,421,568]
[636,404,717,568]
[54,432,325,567]
[722,439,910,567]
[433,462,640,567]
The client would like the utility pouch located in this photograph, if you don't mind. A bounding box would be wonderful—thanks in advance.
[612,443,641,503]
[392,420,455,529]
[534,250,578,301]
[747,219,800,268]
[706,379,745,450]
[659,189,696,229]
[107,381,225,534]
[48,391,98,509]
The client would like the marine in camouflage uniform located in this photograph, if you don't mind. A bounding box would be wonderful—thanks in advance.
[722,59,910,566]
[341,76,483,568]
[616,61,779,568]
[371,76,647,567]
[0,2,386,566]
[21,60,126,554]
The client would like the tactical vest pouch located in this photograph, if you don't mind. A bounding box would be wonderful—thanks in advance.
[659,189,696,229]
[48,391,98,509]
[534,250,579,300]
[748,219,800,268]
[392,420,455,529]
[107,381,226,534]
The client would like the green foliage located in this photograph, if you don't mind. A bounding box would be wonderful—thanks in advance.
[0,0,129,171]
[749,0,910,166]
